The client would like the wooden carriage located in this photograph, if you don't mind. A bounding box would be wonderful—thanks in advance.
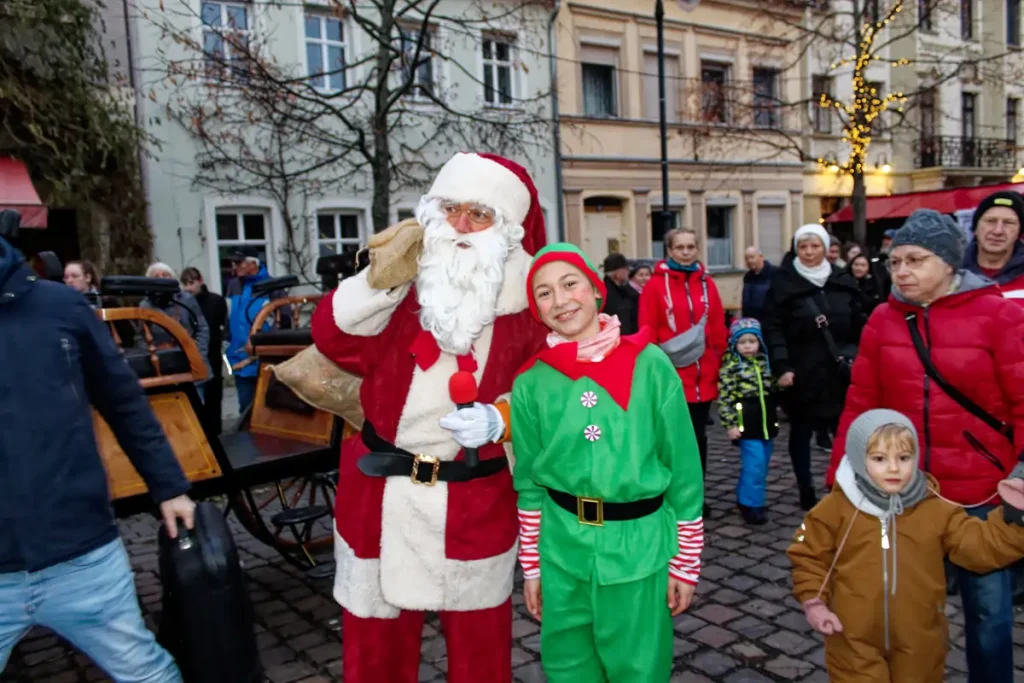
[93,282,346,572]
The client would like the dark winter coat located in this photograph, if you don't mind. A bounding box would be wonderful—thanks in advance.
[741,261,776,322]
[852,272,885,316]
[762,252,866,422]
[0,237,189,573]
[963,240,1024,302]
[828,272,1024,506]
[602,275,639,335]
[194,285,228,377]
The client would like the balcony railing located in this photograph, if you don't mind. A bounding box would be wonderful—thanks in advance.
[913,136,1018,170]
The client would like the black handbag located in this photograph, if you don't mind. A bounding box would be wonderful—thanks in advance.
[806,295,857,382]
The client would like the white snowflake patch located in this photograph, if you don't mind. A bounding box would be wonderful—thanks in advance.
[584,425,602,442]
[580,391,598,408]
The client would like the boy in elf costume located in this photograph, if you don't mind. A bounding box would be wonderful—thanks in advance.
[511,243,705,683]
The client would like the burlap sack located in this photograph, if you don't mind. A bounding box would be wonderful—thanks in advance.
[366,218,424,290]
[271,346,364,429]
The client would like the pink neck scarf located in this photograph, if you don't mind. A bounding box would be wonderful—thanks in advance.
[546,314,622,363]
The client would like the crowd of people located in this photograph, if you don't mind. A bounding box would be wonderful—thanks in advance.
[6,151,1024,683]
[60,252,287,432]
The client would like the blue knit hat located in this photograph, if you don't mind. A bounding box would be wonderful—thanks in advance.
[891,209,966,269]
[729,318,768,368]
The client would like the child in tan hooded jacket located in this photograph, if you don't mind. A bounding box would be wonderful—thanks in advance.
[788,408,1024,683]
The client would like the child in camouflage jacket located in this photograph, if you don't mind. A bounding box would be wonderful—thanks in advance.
[718,318,779,525]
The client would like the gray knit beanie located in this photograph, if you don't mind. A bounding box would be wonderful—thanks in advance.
[890,209,966,269]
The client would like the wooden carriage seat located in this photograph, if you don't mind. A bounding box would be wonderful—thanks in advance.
[245,294,323,360]
[219,291,343,486]
[93,307,220,500]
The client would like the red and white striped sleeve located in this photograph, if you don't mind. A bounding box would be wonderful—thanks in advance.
[517,508,541,579]
[668,517,703,585]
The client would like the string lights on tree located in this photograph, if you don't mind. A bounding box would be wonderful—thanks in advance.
[814,1,910,177]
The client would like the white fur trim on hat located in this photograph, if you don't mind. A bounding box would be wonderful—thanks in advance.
[793,224,830,251]
[424,153,531,226]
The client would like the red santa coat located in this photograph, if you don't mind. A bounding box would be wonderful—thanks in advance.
[311,247,547,619]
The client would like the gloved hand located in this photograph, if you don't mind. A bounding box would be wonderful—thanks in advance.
[438,403,505,449]
[998,462,1024,525]
[802,599,843,635]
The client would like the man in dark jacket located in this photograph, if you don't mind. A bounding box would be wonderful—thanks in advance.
[741,246,775,321]
[182,267,228,433]
[601,252,639,334]
[0,229,193,682]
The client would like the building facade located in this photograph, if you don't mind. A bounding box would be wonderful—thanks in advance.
[803,0,1024,235]
[128,0,558,292]
[889,0,1024,192]
[555,0,807,308]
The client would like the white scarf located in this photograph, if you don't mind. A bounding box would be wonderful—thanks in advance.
[792,224,833,288]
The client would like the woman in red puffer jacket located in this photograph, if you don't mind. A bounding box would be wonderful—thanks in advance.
[639,228,727,515]
[828,209,1024,683]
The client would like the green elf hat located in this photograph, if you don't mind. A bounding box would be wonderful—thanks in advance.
[526,242,607,321]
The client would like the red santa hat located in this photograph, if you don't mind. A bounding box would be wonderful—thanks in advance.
[423,152,547,255]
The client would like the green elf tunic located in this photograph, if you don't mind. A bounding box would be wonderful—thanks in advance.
[512,331,704,683]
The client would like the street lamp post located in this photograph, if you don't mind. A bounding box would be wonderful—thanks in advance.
[654,0,674,245]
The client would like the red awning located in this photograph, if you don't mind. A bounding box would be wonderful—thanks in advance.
[0,157,47,228]
[825,182,1024,223]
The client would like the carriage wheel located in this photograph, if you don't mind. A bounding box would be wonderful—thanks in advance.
[232,473,337,569]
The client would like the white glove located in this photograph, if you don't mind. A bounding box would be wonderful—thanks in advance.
[438,402,505,448]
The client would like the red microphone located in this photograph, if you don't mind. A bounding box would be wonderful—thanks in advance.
[449,371,480,467]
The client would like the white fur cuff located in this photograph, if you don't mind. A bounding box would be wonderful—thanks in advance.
[332,270,411,337]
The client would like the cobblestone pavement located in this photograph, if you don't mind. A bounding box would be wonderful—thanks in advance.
[5,424,1024,683]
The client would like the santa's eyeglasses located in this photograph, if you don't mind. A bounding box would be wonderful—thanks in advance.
[441,202,496,225]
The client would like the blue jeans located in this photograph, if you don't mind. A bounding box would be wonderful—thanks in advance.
[0,540,182,683]
[737,439,773,508]
[955,504,1014,683]
[235,376,258,415]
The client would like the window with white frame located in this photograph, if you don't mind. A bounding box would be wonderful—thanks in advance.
[1008,98,1019,142]
[215,210,269,292]
[399,25,437,100]
[305,13,345,91]
[705,205,734,269]
[753,68,780,128]
[201,1,251,82]
[580,44,619,118]
[700,61,729,123]
[642,52,679,121]
[482,35,516,106]
[812,75,833,134]
[650,208,684,259]
[317,212,363,257]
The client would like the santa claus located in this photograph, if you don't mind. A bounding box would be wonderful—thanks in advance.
[310,152,549,682]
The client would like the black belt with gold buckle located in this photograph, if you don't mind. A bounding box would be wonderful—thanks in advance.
[546,488,665,527]
[357,421,507,487]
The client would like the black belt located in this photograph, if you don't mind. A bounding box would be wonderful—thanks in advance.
[357,421,507,486]
[546,488,664,526]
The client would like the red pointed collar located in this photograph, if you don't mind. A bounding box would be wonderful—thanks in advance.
[516,327,655,410]
[409,329,478,373]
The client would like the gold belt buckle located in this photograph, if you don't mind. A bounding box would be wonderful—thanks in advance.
[411,454,440,486]
[577,496,604,526]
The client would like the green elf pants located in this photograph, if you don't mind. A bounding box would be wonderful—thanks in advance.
[539,560,674,683]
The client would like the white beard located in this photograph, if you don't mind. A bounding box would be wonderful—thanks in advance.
[415,199,515,356]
